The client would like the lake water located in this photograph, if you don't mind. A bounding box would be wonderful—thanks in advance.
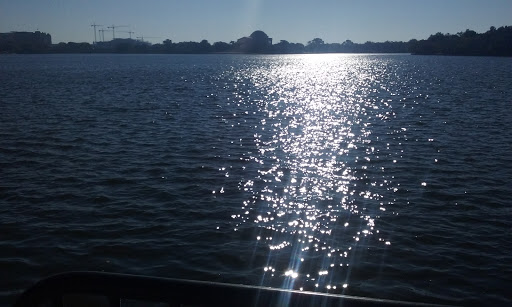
[1,54,511,305]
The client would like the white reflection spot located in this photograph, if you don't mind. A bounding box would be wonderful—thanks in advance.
[285,270,298,278]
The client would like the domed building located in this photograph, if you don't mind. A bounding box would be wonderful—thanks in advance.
[250,31,272,46]
[236,30,272,53]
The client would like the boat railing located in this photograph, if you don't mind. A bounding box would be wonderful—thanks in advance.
[14,271,455,307]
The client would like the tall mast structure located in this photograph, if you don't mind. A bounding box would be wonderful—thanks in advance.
[98,29,107,42]
[90,23,103,43]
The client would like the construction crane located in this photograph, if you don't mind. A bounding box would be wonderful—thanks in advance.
[118,30,135,39]
[90,23,103,43]
[98,29,107,42]
[107,25,129,39]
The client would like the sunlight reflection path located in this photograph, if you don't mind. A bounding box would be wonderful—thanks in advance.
[233,55,396,293]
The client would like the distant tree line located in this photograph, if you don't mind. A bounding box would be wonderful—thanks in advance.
[122,34,409,54]
[409,26,512,56]
[2,27,511,56]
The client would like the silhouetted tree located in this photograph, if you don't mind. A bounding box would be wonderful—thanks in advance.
[199,39,212,53]
[272,40,290,53]
[161,39,173,52]
[306,38,325,52]
[51,42,92,53]
[409,26,512,56]
[213,41,231,53]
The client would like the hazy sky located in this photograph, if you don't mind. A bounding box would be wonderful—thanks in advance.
[1,0,511,44]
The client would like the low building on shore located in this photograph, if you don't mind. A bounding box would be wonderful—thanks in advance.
[0,31,52,53]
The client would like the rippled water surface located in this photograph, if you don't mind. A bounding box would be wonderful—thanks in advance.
[1,54,511,305]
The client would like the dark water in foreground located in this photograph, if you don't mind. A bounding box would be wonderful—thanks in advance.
[1,54,511,305]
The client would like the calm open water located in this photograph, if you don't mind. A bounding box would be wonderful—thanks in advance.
[1,54,511,305]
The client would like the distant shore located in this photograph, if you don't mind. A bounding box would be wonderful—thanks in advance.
[1,26,511,56]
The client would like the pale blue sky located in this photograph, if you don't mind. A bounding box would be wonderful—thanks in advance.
[1,0,511,44]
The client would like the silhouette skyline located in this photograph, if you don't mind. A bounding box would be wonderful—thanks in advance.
[1,0,511,45]
[3,27,511,56]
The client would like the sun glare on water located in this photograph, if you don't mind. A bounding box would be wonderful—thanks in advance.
[229,54,397,293]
